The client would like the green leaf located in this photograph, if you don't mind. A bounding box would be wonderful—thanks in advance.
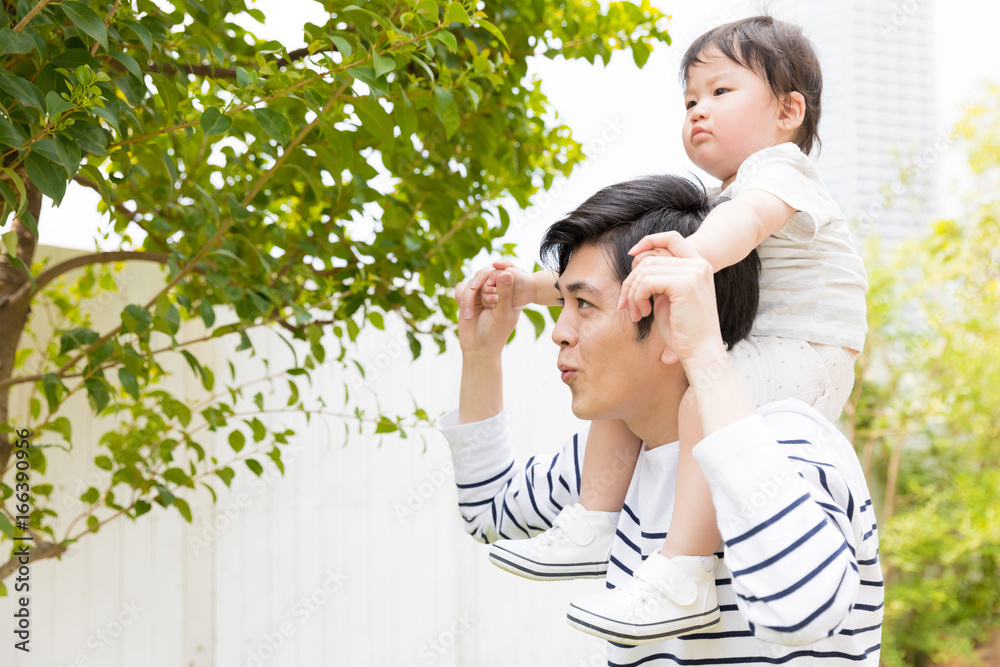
[372,51,396,78]
[64,121,110,157]
[59,327,99,355]
[0,27,34,55]
[369,311,385,330]
[0,116,25,150]
[199,299,216,327]
[118,368,140,399]
[90,105,121,135]
[216,467,235,487]
[45,91,74,119]
[122,20,153,54]
[523,307,546,339]
[110,50,143,79]
[445,2,471,25]
[200,107,232,136]
[248,417,266,442]
[42,373,65,412]
[41,416,72,443]
[0,69,46,112]
[173,497,192,522]
[330,35,353,58]
[436,30,457,52]
[84,378,110,412]
[81,487,100,504]
[0,167,27,224]
[1,230,15,256]
[53,135,82,179]
[245,459,264,476]
[155,484,175,507]
[62,1,109,51]
[25,151,67,204]
[353,97,394,145]
[121,304,152,335]
[133,499,152,517]
[228,430,245,453]
[375,417,398,433]
[95,455,113,471]
[163,468,189,486]
[406,331,421,359]
[0,513,13,539]
[227,193,251,222]
[251,107,291,145]
[476,19,509,51]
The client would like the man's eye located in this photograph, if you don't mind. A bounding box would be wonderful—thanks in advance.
[556,298,565,306]
[714,88,729,96]
[577,299,592,308]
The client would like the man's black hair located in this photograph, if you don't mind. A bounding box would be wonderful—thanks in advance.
[540,174,760,347]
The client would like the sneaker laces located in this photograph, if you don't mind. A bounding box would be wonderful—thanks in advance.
[540,527,567,549]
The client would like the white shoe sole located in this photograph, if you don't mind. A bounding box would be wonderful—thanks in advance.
[566,602,721,644]
[488,543,609,581]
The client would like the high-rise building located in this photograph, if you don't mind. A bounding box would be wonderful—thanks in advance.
[804,0,939,247]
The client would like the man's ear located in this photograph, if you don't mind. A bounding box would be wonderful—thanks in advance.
[778,91,806,133]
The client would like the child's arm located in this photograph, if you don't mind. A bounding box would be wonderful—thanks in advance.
[619,190,796,321]
[464,263,560,318]
[686,190,796,273]
[630,189,796,274]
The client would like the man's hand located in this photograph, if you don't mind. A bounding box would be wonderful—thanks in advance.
[456,269,522,357]
[455,269,522,424]
[619,231,753,436]
[463,261,541,317]
[617,232,727,368]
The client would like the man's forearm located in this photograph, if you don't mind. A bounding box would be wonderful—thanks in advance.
[459,352,504,424]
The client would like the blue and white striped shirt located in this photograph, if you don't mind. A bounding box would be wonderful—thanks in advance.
[438,399,883,666]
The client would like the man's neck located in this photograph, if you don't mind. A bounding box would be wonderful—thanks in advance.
[622,382,686,449]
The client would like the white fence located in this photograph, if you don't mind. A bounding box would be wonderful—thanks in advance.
[5,246,606,667]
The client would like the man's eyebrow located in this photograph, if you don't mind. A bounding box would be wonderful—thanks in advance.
[554,280,604,298]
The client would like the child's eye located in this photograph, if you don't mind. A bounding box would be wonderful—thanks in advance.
[714,88,729,96]
[685,99,696,110]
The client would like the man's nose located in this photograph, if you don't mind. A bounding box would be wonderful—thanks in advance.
[551,310,577,347]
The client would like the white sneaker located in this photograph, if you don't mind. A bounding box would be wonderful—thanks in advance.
[488,504,616,580]
[566,553,720,644]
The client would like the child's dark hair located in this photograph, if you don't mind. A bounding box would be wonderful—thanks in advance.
[681,16,823,155]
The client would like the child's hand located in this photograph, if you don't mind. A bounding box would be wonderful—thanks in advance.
[463,261,536,318]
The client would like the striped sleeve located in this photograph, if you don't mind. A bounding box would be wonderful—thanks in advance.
[693,414,862,646]
[437,409,584,544]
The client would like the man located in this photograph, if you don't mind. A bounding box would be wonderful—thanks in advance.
[438,175,883,665]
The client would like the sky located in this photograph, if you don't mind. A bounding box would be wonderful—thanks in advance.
[23,0,1000,257]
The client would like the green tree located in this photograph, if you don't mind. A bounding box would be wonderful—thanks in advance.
[848,86,1000,666]
[0,0,670,586]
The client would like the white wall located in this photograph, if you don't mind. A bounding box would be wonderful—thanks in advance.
[5,246,607,667]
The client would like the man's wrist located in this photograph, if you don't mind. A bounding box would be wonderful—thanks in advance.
[679,341,730,382]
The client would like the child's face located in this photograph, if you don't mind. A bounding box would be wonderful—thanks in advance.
[682,47,788,184]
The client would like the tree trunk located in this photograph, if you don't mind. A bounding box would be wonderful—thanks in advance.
[0,182,42,477]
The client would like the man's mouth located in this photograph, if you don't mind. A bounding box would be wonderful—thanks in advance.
[558,363,578,383]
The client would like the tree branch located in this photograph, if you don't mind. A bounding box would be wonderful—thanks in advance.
[146,46,335,79]
[0,251,171,314]
[12,0,51,32]
[0,533,66,581]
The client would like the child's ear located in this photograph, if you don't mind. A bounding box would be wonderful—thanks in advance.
[778,91,806,132]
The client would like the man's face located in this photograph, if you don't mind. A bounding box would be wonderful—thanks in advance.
[551,244,675,421]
